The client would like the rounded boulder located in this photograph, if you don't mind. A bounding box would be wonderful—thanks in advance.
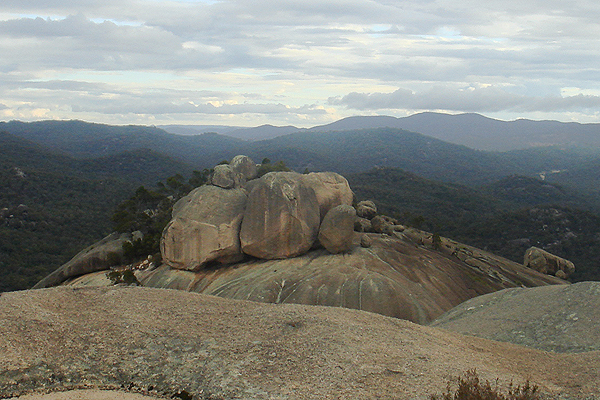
[318,204,356,254]
[240,172,320,259]
[161,185,247,271]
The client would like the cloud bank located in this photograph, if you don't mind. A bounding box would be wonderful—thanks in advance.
[0,0,599,125]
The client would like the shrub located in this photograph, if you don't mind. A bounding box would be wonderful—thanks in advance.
[106,268,141,286]
[431,370,540,400]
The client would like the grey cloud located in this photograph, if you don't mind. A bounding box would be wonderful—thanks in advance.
[330,86,600,113]
[71,99,327,116]
[1,0,600,124]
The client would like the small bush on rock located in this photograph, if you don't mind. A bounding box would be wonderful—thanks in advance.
[106,268,141,286]
[431,370,540,400]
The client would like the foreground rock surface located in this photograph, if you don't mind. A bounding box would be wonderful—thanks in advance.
[430,281,600,353]
[1,287,599,400]
[7,390,165,400]
[71,232,564,324]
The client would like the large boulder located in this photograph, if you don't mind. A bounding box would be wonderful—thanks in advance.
[161,185,247,271]
[230,155,258,181]
[240,172,320,259]
[33,231,137,289]
[524,246,575,278]
[300,172,354,220]
[318,204,356,254]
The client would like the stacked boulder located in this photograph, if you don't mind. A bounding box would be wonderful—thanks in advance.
[161,156,355,271]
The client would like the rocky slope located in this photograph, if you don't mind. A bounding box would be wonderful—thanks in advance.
[1,286,599,400]
[65,231,564,324]
[431,281,600,353]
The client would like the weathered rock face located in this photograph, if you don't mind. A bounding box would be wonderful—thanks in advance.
[371,215,393,234]
[135,233,565,324]
[300,172,354,220]
[33,232,137,289]
[524,246,575,278]
[354,217,372,232]
[161,185,247,271]
[230,155,258,181]
[240,172,320,259]
[210,164,244,189]
[318,204,356,254]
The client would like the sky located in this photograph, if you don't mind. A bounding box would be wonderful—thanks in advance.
[1,0,600,127]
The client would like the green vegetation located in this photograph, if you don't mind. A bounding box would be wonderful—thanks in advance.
[106,267,141,286]
[0,132,195,292]
[256,158,290,177]
[431,370,540,400]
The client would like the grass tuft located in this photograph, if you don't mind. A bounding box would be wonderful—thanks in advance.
[431,370,540,400]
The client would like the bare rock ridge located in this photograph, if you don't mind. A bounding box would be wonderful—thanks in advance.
[2,287,600,400]
[34,231,141,289]
[431,281,600,353]
[35,155,568,324]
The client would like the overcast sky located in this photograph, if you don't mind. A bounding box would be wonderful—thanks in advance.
[1,0,600,127]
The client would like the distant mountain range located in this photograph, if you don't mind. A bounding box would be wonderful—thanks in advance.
[159,112,600,152]
[2,119,597,188]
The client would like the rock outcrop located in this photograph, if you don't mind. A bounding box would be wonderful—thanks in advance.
[33,232,138,289]
[210,164,244,189]
[72,232,564,324]
[356,200,377,219]
[37,156,568,325]
[161,185,247,271]
[230,155,258,181]
[524,246,575,279]
[240,172,320,259]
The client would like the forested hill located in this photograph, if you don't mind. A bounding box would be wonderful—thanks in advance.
[0,120,243,166]
[0,132,194,291]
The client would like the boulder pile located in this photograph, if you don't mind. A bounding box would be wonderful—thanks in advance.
[161,156,355,271]
[36,155,569,324]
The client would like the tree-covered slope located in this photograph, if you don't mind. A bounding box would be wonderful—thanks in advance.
[0,132,195,291]
[0,120,244,167]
